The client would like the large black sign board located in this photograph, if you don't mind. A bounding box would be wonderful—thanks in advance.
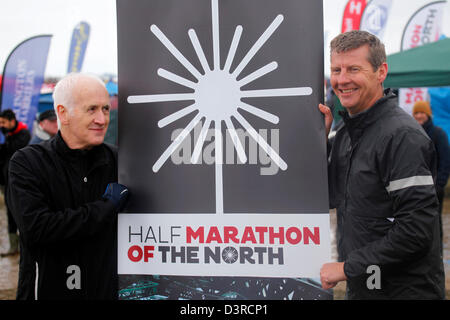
[117,0,331,300]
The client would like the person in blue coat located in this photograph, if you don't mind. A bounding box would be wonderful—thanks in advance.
[413,100,450,252]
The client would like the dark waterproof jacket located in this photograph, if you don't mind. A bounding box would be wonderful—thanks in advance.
[7,132,118,300]
[422,119,450,190]
[328,90,445,299]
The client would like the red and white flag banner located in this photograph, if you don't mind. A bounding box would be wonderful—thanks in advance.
[341,0,367,33]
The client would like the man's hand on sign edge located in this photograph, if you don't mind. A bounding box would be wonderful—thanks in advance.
[318,103,333,139]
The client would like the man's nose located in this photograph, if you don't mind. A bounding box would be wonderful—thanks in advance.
[93,110,106,125]
[336,70,351,84]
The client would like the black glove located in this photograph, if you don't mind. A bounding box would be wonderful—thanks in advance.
[102,183,129,211]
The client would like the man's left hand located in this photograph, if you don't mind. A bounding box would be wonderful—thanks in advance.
[320,262,347,290]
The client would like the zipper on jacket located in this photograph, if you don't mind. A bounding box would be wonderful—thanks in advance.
[343,142,358,215]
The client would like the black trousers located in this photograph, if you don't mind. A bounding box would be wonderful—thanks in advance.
[6,208,17,234]
[436,187,444,255]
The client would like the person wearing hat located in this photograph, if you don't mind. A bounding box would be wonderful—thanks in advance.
[413,100,450,252]
[29,109,58,145]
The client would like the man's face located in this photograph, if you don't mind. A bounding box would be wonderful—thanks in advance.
[40,119,58,137]
[59,78,110,149]
[413,112,429,126]
[330,45,387,115]
[0,118,15,131]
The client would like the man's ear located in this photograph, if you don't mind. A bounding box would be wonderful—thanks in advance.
[378,62,388,83]
[56,105,68,125]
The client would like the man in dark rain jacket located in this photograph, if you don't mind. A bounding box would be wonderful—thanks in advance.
[7,73,129,300]
[0,109,30,257]
[318,31,445,299]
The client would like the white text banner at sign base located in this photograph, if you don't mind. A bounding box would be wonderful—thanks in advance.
[118,213,331,278]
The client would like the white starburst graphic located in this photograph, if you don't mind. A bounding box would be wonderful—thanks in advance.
[222,247,238,264]
[127,0,312,214]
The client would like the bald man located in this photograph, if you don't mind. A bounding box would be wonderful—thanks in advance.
[7,73,129,300]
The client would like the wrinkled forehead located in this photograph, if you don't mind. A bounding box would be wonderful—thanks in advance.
[331,44,369,58]
[71,78,110,107]
[330,45,371,65]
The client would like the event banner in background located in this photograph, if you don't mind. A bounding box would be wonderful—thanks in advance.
[67,21,90,74]
[117,0,331,300]
[399,0,446,115]
[0,35,52,138]
[359,0,392,40]
[341,0,367,33]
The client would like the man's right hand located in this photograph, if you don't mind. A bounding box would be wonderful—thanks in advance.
[318,104,333,138]
[102,183,129,211]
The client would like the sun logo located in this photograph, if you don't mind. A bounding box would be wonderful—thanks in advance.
[127,0,312,213]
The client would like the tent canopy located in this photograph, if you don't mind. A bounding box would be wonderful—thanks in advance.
[384,38,450,88]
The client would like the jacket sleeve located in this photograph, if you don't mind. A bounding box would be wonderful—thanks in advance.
[344,128,439,278]
[7,149,117,249]
[434,127,450,188]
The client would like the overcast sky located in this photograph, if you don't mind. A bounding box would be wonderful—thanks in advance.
[0,0,449,78]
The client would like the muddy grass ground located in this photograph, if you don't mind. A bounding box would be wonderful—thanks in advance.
[1,194,449,300]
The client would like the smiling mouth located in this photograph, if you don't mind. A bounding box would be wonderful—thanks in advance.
[339,88,357,94]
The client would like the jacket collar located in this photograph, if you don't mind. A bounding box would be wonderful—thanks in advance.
[422,118,433,131]
[53,131,109,167]
[340,88,397,144]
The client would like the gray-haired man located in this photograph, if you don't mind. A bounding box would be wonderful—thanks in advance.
[8,73,129,300]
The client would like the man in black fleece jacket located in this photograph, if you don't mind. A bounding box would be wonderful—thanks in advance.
[7,73,129,300]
